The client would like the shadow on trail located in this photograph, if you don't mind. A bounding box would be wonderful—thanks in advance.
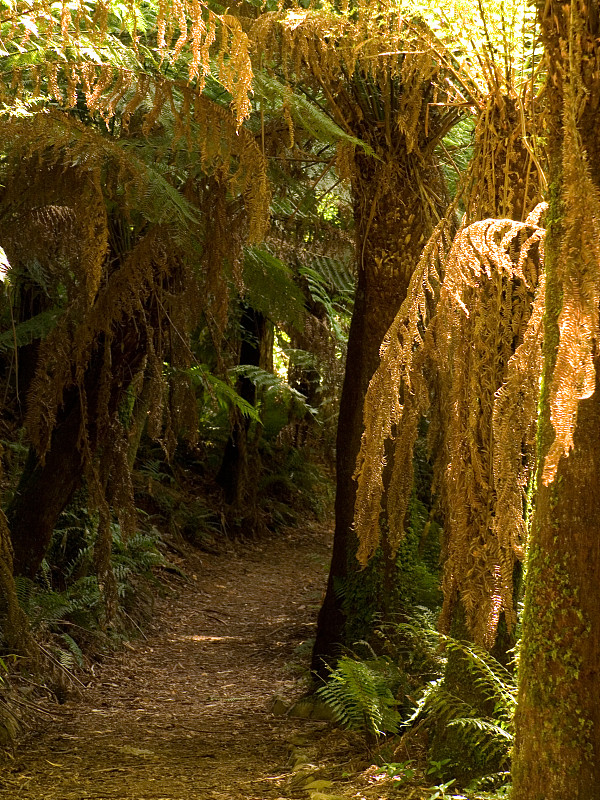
[0,524,340,800]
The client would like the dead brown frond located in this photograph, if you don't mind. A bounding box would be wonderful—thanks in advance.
[1,1,253,126]
[355,209,547,646]
[538,0,600,486]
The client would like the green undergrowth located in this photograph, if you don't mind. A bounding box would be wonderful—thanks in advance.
[13,506,168,672]
[316,612,515,797]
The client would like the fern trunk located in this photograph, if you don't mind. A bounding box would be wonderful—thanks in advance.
[512,2,600,795]
[8,326,148,579]
[312,145,445,674]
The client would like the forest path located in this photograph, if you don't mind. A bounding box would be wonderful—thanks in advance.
[1,521,371,800]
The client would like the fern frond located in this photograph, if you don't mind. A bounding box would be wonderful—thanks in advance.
[231,365,317,417]
[0,309,60,350]
[317,655,402,737]
[252,71,375,157]
[188,364,260,421]
[242,246,306,331]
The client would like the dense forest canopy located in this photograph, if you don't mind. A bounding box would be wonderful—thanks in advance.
[0,0,599,797]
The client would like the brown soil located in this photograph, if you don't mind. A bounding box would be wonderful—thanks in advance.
[0,522,387,800]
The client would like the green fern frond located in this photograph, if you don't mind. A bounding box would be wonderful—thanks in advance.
[406,680,476,727]
[298,260,354,338]
[231,364,317,417]
[253,71,375,157]
[0,309,60,350]
[441,637,516,713]
[307,255,355,298]
[58,633,85,668]
[188,364,260,421]
[447,716,513,746]
[317,655,402,737]
[242,246,306,330]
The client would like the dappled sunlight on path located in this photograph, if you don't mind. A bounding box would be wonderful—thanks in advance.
[0,524,342,800]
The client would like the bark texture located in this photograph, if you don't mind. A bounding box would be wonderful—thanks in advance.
[513,369,600,797]
[513,2,600,795]
[312,144,444,673]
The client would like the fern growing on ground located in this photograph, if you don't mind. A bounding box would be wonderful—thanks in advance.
[403,628,516,790]
[317,654,403,738]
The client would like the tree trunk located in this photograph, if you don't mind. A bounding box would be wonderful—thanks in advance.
[217,306,272,513]
[8,398,84,579]
[312,147,444,673]
[513,2,600,795]
[8,324,148,579]
[513,368,600,796]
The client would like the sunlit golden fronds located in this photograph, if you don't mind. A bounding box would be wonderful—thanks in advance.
[252,4,458,154]
[0,1,253,125]
[406,0,540,97]
[355,209,546,646]
[353,217,453,565]
[0,102,269,245]
[539,0,600,486]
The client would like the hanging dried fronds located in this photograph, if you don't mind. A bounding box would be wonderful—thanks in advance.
[355,209,546,646]
[0,1,253,125]
[251,4,461,168]
[0,103,269,246]
[538,0,600,485]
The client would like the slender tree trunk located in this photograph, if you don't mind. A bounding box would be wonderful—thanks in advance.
[312,148,444,673]
[513,2,600,795]
[217,306,272,512]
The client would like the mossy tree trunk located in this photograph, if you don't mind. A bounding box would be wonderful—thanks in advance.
[514,367,600,796]
[513,2,600,795]
[312,142,445,674]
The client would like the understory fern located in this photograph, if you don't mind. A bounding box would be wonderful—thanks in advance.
[407,633,516,780]
[13,517,166,668]
[317,655,403,738]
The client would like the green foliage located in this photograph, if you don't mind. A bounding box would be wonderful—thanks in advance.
[405,632,516,785]
[111,526,165,601]
[242,246,307,331]
[339,496,442,649]
[257,444,331,524]
[232,364,317,430]
[252,71,375,156]
[14,507,166,666]
[298,256,355,340]
[0,245,10,277]
[375,759,417,784]
[426,779,458,799]
[189,364,260,422]
[0,309,60,350]
[317,654,403,738]
[436,117,476,202]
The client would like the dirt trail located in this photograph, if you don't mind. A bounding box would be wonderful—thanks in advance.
[1,522,369,800]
